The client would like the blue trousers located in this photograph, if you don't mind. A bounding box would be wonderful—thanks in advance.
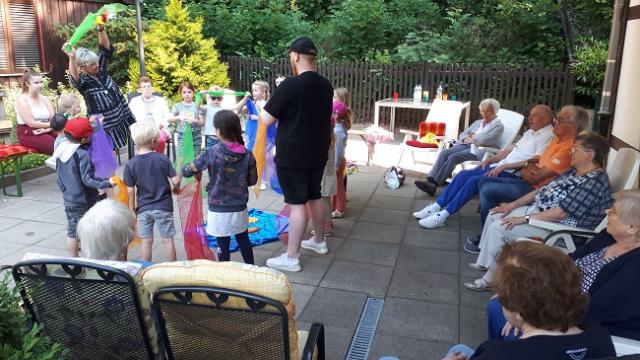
[478,177,535,226]
[487,297,519,340]
[436,166,519,216]
[428,144,479,184]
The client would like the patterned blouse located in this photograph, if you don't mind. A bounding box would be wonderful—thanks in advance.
[526,168,612,229]
[575,247,617,294]
[68,45,136,149]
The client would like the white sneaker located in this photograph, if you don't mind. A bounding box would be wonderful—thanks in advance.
[418,213,446,228]
[266,253,301,272]
[413,203,440,219]
[260,181,267,190]
[301,238,328,254]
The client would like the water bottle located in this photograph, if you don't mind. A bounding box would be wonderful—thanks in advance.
[413,84,422,103]
[436,83,443,100]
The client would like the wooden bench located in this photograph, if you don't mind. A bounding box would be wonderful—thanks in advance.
[0,144,37,197]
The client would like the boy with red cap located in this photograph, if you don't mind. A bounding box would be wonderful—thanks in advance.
[56,117,115,257]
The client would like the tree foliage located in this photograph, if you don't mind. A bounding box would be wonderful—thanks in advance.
[131,0,229,99]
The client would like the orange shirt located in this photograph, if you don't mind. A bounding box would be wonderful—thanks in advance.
[521,136,574,188]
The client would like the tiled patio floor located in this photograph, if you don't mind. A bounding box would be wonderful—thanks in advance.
[0,137,489,359]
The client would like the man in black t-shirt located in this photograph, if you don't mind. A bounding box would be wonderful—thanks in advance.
[262,36,333,272]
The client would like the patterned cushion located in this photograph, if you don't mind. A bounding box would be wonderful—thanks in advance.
[141,260,299,359]
[0,144,36,159]
[419,121,446,138]
[406,140,439,148]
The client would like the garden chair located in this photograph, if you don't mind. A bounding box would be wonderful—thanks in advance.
[612,336,640,356]
[12,258,158,360]
[141,260,325,360]
[533,148,640,253]
[396,100,470,167]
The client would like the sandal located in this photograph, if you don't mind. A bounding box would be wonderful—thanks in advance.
[463,278,491,292]
[331,210,344,219]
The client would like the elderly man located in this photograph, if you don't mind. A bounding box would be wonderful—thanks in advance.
[414,104,555,229]
[415,98,505,196]
[464,105,590,253]
[261,37,333,272]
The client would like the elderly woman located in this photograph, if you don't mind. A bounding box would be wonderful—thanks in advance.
[465,132,612,291]
[443,242,615,360]
[61,25,135,155]
[76,199,135,261]
[14,69,56,154]
[415,98,504,196]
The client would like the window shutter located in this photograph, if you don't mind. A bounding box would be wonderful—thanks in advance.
[0,1,8,70]
[9,1,40,69]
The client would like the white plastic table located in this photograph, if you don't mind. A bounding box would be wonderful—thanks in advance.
[373,98,433,133]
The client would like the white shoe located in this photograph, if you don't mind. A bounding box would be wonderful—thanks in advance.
[301,238,328,254]
[418,213,446,229]
[260,181,267,190]
[266,253,301,272]
[413,203,440,219]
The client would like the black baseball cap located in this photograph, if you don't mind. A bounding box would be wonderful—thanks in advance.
[289,36,317,56]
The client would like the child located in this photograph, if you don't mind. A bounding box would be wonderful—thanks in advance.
[55,117,115,257]
[124,121,181,262]
[57,93,82,118]
[237,80,269,152]
[50,113,69,150]
[314,118,337,237]
[182,110,258,264]
[332,101,351,218]
[202,86,223,150]
[169,81,204,156]
[333,87,351,193]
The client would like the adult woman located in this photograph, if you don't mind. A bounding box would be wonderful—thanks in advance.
[465,132,613,291]
[443,242,616,360]
[62,25,135,154]
[128,76,170,153]
[76,199,135,261]
[14,69,56,154]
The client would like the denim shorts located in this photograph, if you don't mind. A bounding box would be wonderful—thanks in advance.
[137,209,176,239]
[65,205,91,238]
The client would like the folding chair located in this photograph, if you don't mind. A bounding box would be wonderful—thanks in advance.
[12,259,157,359]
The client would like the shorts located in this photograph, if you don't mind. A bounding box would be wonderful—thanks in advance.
[137,209,176,239]
[276,166,324,205]
[65,205,91,238]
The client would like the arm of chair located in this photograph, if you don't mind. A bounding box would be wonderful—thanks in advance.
[301,322,325,360]
[543,229,598,254]
[529,218,595,233]
[612,335,640,356]
[399,129,419,143]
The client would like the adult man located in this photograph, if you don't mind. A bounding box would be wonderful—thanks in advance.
[464,105,589,253]
[415,98,504,196]
[261,37,333,272]
[414,104,555,229]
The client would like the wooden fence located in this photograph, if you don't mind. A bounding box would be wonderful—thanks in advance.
[224,56,574,130]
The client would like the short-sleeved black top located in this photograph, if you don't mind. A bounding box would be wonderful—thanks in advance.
[264,71,333,169]
[123,152,176,214]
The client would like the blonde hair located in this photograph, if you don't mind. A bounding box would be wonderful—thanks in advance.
[77,199,135,260]
[57,93,80,115]
[130,120,159,148]
[334,87,351,107]
[252,80,270,100]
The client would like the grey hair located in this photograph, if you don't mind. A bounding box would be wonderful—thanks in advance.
[613,190,640,227]
[479,98,501,113]
[563,105,590,133]
[74,48,99,69]
[77,199,135,260]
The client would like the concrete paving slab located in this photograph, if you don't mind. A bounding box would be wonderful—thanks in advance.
[291,283,316,319]
[282,255,332,286]
[297,321,354,360]
[460,305,488,348]
[0,221,66,246]
[0,217,24,232]
[377,297,459,343]
[298,287,367,329]
[348,221,405,244]
[369,333,453,360]
[0,200,61,220]
[0,246,68,265]
[367,194,415,211]
[460,276,495,310]
[387,267,459,305]
[320,260,393,296]
[374,182,417,198]
[403,226,459,251]
[396,246,459,275]
[335,239,399,266]
[359,207,409,226]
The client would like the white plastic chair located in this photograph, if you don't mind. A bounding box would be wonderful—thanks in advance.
[612,336,640,356]
[397,100,470,167]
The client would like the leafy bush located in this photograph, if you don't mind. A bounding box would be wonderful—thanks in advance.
[130,0,229,99]
[53,8,141,86]
[571,37,608,97]
[0,274,68,359]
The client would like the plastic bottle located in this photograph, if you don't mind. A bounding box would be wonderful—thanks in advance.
[436,83,443,100]
[413,84,422,103]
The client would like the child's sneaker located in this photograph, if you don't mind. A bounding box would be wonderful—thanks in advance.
[260,181,267,190]
[331,210,344,218]
[301,238,328,254]
[266,253,301,272]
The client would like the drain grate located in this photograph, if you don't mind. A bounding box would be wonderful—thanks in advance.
[345,297,385,360]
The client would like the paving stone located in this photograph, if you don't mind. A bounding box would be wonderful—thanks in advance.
[281,256,332,286]
[32,230,69,250]
[0,241,30,264]
[348,222,404,244]
[298,287,367,329]
[0,246,68,265]
[459,200,481,218]
[0,221,67,246]
[335,239,399,266]
[396,245,459,275]
[459,252,485,278]
[324,219,355,239]
[460,215,483,233]
[0,217,23,232]
[460,276,495,309]
[346,180,379,194]
[374,182,417,198]
[369,333,453,360]
[460,305,488,348]
[359,207,409,226]
[229,248,273,266]
[0,200,61,220]
[377,297,459,343]
[22,185,64,203]
[367,194,414,211]
[387,267,459,305]
[403,226,459,251]
[320,260,393,296]
[35,207,68,225]
[297,321,354,360]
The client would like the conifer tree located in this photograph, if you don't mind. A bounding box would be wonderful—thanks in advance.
[129,0,229,98]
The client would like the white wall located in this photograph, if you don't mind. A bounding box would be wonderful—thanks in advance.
[612,17,640,149]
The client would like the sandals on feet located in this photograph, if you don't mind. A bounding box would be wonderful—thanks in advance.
[463,278,491,292]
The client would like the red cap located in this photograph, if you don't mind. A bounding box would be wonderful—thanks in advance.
[64,117,93,139]
[332,100,348,118]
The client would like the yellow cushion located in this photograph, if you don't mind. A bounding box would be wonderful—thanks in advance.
[140,260,299,359]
